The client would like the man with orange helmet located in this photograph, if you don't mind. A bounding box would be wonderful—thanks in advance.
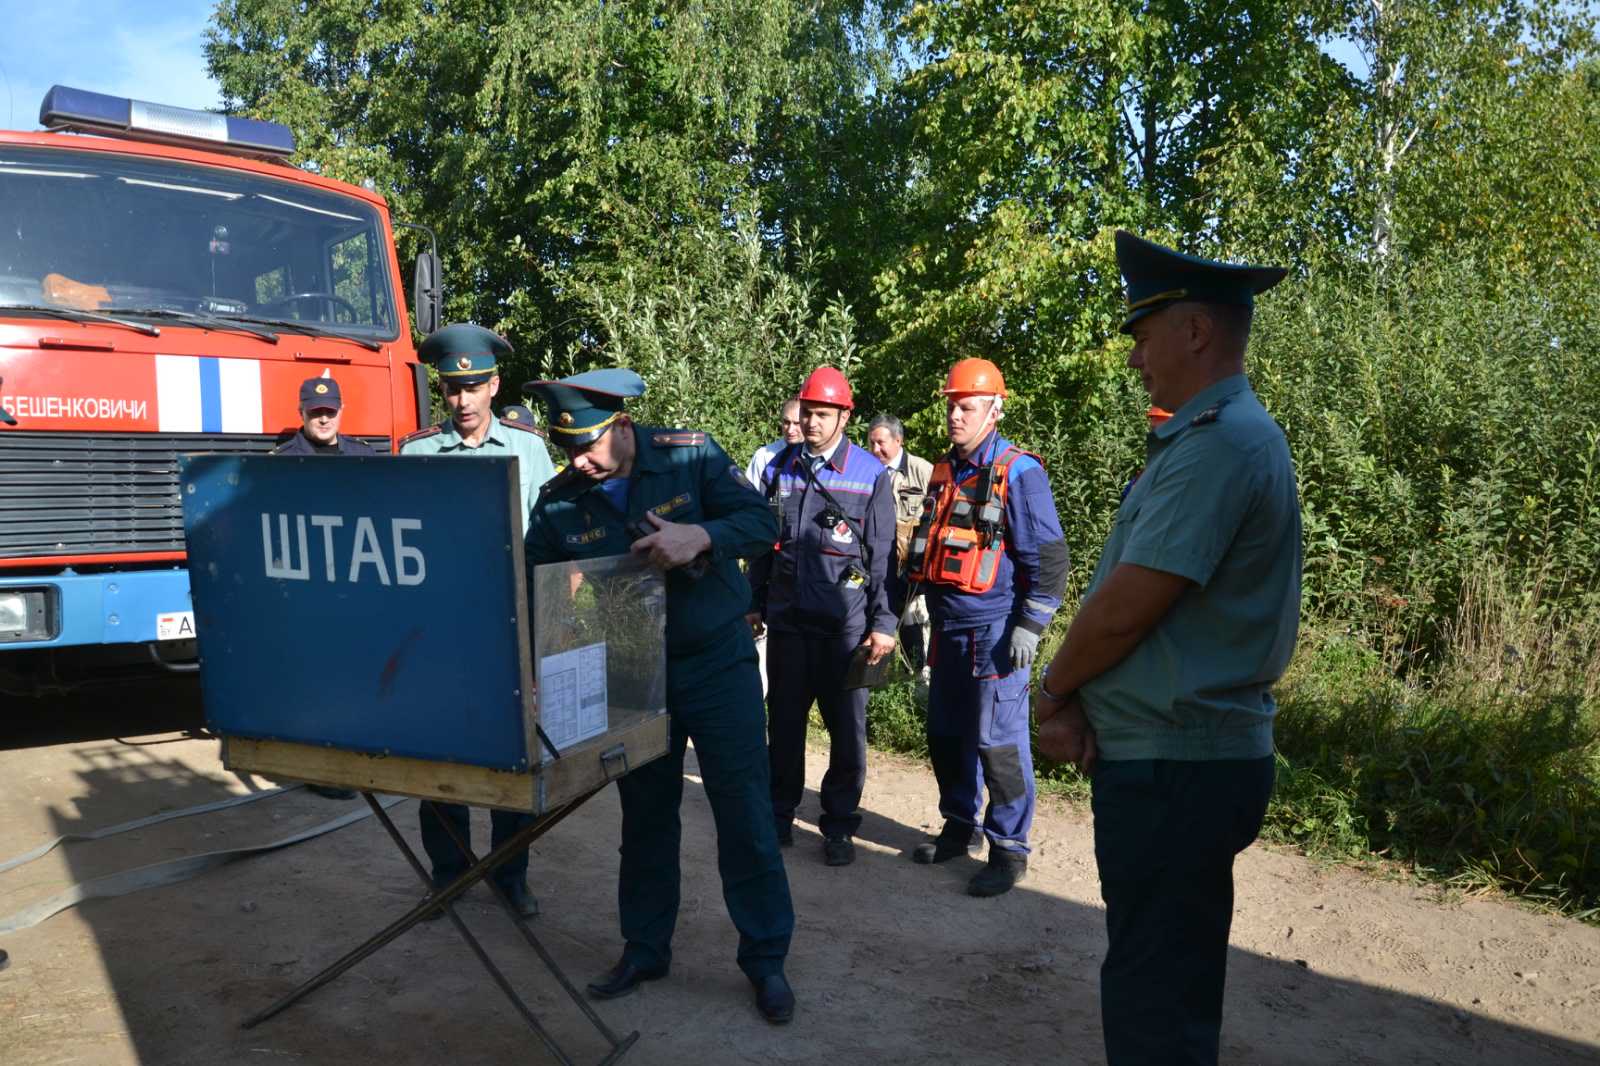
[749,366,897,867]
[905,357,1069,897]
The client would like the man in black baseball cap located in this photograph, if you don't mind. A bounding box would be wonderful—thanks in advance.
[273,373,377,455]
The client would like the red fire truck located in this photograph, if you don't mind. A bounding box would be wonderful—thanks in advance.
[0,86,442,693]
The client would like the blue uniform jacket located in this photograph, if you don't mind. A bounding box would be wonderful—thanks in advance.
[523,426,778,657]
[923,430,1068,634]
[272,431,377,456]
[748,440,897,638]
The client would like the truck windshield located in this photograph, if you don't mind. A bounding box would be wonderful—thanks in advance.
[0,144,398,340]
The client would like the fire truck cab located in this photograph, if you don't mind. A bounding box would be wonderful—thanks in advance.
[0,86,440,693]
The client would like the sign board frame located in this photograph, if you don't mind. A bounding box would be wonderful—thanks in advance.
[181,453,669,814]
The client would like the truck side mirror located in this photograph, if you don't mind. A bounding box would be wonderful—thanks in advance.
[413,252,442,336]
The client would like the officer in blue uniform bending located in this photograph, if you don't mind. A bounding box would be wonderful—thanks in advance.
[748,366,896,867]
[907,357,1069,897]
[523,368,797,1024]
[400,324,557,918]
[1036,233,1299,1065]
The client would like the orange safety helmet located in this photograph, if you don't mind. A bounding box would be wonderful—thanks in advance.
[941,357,1008,398]
[798,366,854,410]
[1146,406,1173,427]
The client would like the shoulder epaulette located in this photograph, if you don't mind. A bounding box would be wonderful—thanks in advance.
[397,423,444,447]
[1190,403,1225,427]
[652,430,706,447]
[500,416,547,438]
[536,464,593,502]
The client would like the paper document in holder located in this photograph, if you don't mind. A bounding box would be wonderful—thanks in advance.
[539,641,609,752]
[529,553,667,762]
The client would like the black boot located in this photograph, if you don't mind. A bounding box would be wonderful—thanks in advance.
[911,819,981,864]
[967,847,1027,897]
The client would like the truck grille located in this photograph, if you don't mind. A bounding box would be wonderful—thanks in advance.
[0,432,390,559]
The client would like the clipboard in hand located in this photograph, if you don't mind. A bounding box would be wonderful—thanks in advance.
[843,643,898,690]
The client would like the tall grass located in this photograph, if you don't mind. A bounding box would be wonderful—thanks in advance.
[1268,562,1600,919]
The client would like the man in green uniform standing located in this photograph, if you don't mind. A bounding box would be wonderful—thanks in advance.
[523,368,797,1024]
[1034,232,1302,1065]
[399,323,557,916]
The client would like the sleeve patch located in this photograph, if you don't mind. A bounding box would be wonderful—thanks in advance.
[652,431,706,446]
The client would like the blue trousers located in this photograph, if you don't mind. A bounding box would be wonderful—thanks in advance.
[1092,757,1275,1066]
[766,628,868,838]
[925,619,1034,852]
[615,621,794,981]
[418,801,533,894]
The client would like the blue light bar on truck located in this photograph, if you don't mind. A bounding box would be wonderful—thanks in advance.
[38,85,295,160]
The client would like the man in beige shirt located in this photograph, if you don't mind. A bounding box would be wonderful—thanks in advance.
[867,413,933,672]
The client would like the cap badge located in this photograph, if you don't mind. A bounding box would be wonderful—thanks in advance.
[506,409,520,420]
[559,412,575,426]
[457,356,473,370]
[314,383,329,395]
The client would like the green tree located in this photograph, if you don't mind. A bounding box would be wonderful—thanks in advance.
[208,0,903,411]
[868,0,1349,437]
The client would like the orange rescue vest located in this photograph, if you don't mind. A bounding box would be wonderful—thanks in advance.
[905,445,1031,594]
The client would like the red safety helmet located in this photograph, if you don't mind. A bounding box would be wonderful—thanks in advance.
[798,366,854,410]
[941,358,1008,398]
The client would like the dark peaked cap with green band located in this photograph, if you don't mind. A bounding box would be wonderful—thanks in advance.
[418,323,511,385]
[524,368,646,447]
[1115,230,1287,334]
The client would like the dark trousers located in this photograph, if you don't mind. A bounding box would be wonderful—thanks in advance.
[1091,756,1276,1066]
[418,801,534,894]
[925,620,1034,851]
[765,629,869,838]
[616,622,794,981]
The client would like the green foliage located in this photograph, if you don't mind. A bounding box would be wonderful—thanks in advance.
[1249,254,1600,653]
[1267,615,1600,920]
[559,223,858,462]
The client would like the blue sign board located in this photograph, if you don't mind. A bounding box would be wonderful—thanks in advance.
[181,454,534,771]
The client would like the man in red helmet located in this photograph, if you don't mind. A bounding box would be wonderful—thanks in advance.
[904,358,1069,896]
[749,366,897,867]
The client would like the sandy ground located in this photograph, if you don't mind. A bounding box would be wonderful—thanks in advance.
[2,683,1598,1065]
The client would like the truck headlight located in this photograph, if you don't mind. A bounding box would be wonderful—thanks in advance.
[0,589,54,642]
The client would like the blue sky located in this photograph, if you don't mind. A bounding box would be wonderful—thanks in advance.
[0,1,221,130]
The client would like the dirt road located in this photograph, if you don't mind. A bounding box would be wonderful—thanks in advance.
[2,683,1597,1065]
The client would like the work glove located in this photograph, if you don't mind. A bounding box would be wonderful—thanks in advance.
[1008,626,1040,672]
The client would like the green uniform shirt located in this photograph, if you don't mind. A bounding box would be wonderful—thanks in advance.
[1079,374,1302,761]
[524,426,778,658]
[399,416,557,536]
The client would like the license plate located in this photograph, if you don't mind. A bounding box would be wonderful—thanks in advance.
[157,611,196,641]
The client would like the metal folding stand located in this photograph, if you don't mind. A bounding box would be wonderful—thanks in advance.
[241,788,639,1066]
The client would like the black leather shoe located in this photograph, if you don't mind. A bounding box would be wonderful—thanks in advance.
[752,973,795,1024]
[823,835,855,866]
[501,882,540,919]
[587,958,669,1000]
[967,847,1028,897]
[912,820,981,864]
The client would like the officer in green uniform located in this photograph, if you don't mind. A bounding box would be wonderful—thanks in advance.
[398,325,555,537]
[1034,232,1301,1066]
[399,324,558,917]
[523,368,797,1025]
